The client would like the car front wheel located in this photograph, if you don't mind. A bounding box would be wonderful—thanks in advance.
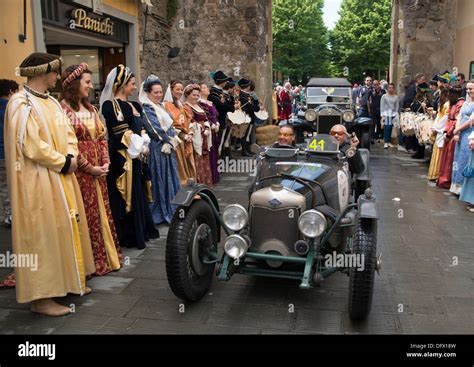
[166,200,218,302]
[348,217,377,320]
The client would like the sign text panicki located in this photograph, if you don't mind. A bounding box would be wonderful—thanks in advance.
[69,8,114,36]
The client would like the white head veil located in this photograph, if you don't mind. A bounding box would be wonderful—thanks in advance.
[139,75,173,132]
[99,67,118,117]
[163,83,173,103]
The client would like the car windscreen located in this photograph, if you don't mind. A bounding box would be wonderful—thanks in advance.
[306,87,351,103]
[261,162,331,191]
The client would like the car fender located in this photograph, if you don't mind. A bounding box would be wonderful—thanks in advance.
[357,194,378,220]
[172,182,222,239]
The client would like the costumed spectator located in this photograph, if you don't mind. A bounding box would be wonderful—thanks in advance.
[60,63,123,275]
[279,82,292,122]
[429,76,440,112]
[0,79,18,227]
[139,74,182,224]
[451,80,474,195]
[402,73,430,158]
[4,53,95,315]
[238,78,260,156]
[163,80,197,185]
[100,64,159,249]
[456,72,467,99]
[275,85,283,123]
[459,131,474,212]
[199,82,220,184]
[427,80,450,181]
[208,71,235,159]
[380,83,400,149]
[272,87,279,125]
[437,86,464,189]
[183,84,213,187]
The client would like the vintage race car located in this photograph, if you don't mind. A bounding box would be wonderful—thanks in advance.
[165,134,381,320]
[291,78,373,150]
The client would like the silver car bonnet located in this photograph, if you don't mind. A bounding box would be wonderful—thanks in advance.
[250,185,306,211]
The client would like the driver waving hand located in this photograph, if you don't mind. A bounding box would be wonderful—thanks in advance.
[330,124,365,174]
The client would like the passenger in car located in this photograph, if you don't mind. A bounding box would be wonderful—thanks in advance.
[329,124,365,174]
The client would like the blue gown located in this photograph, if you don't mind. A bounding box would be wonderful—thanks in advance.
[102,100,159,249]
[451,102,474,191]
[460,151,474,205]
[142,103,181,224]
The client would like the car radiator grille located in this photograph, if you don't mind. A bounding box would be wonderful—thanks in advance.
[317,116,342,134]
[250,205,300,251]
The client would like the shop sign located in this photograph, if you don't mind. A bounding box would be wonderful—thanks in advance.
[69,8,114,36]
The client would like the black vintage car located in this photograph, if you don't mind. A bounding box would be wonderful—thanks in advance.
[291,78,373,150]
[165,134,381,320]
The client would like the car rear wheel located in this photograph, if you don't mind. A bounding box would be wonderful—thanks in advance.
[166,200,218,302]
[348,217,377,320]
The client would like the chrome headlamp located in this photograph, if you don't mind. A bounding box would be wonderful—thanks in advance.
[342,110,355,122]
[224,235,248,259]
[298,210,327,238]
[305,109,317,122]
[222,204,248,231]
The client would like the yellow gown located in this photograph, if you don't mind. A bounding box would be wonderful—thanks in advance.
[427,102,449,181]
[5,89,95,303]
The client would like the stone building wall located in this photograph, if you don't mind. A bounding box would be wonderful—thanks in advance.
[390,0,458,94]
[139,0,273,111]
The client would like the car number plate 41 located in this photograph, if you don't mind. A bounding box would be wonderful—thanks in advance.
[306,134,339,152]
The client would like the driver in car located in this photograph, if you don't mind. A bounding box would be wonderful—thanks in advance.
[330,124,365,174]
[272,125,296,147]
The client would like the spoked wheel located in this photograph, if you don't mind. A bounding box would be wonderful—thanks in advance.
[166,200,218,301]
[348,217,377,320]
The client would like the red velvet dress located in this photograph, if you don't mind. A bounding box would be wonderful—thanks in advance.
[61,102,123,275]
[279,89,292,121]
[437,99,464,189]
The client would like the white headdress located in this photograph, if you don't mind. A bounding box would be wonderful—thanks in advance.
[139,74,173,132]
[99,67,118,116]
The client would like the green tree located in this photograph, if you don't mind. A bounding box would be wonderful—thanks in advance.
[330,0,391,82]
[273,0,330,84]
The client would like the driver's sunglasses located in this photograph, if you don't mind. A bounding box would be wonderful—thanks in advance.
[330,131,346,136]
[279,133,294,137]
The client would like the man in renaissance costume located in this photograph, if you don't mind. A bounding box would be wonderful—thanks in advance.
[5,53,95,316]
[208,71,236,159]
[238,78,260,156]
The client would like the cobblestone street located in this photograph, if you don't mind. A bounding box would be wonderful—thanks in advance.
[0,145,473,334]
